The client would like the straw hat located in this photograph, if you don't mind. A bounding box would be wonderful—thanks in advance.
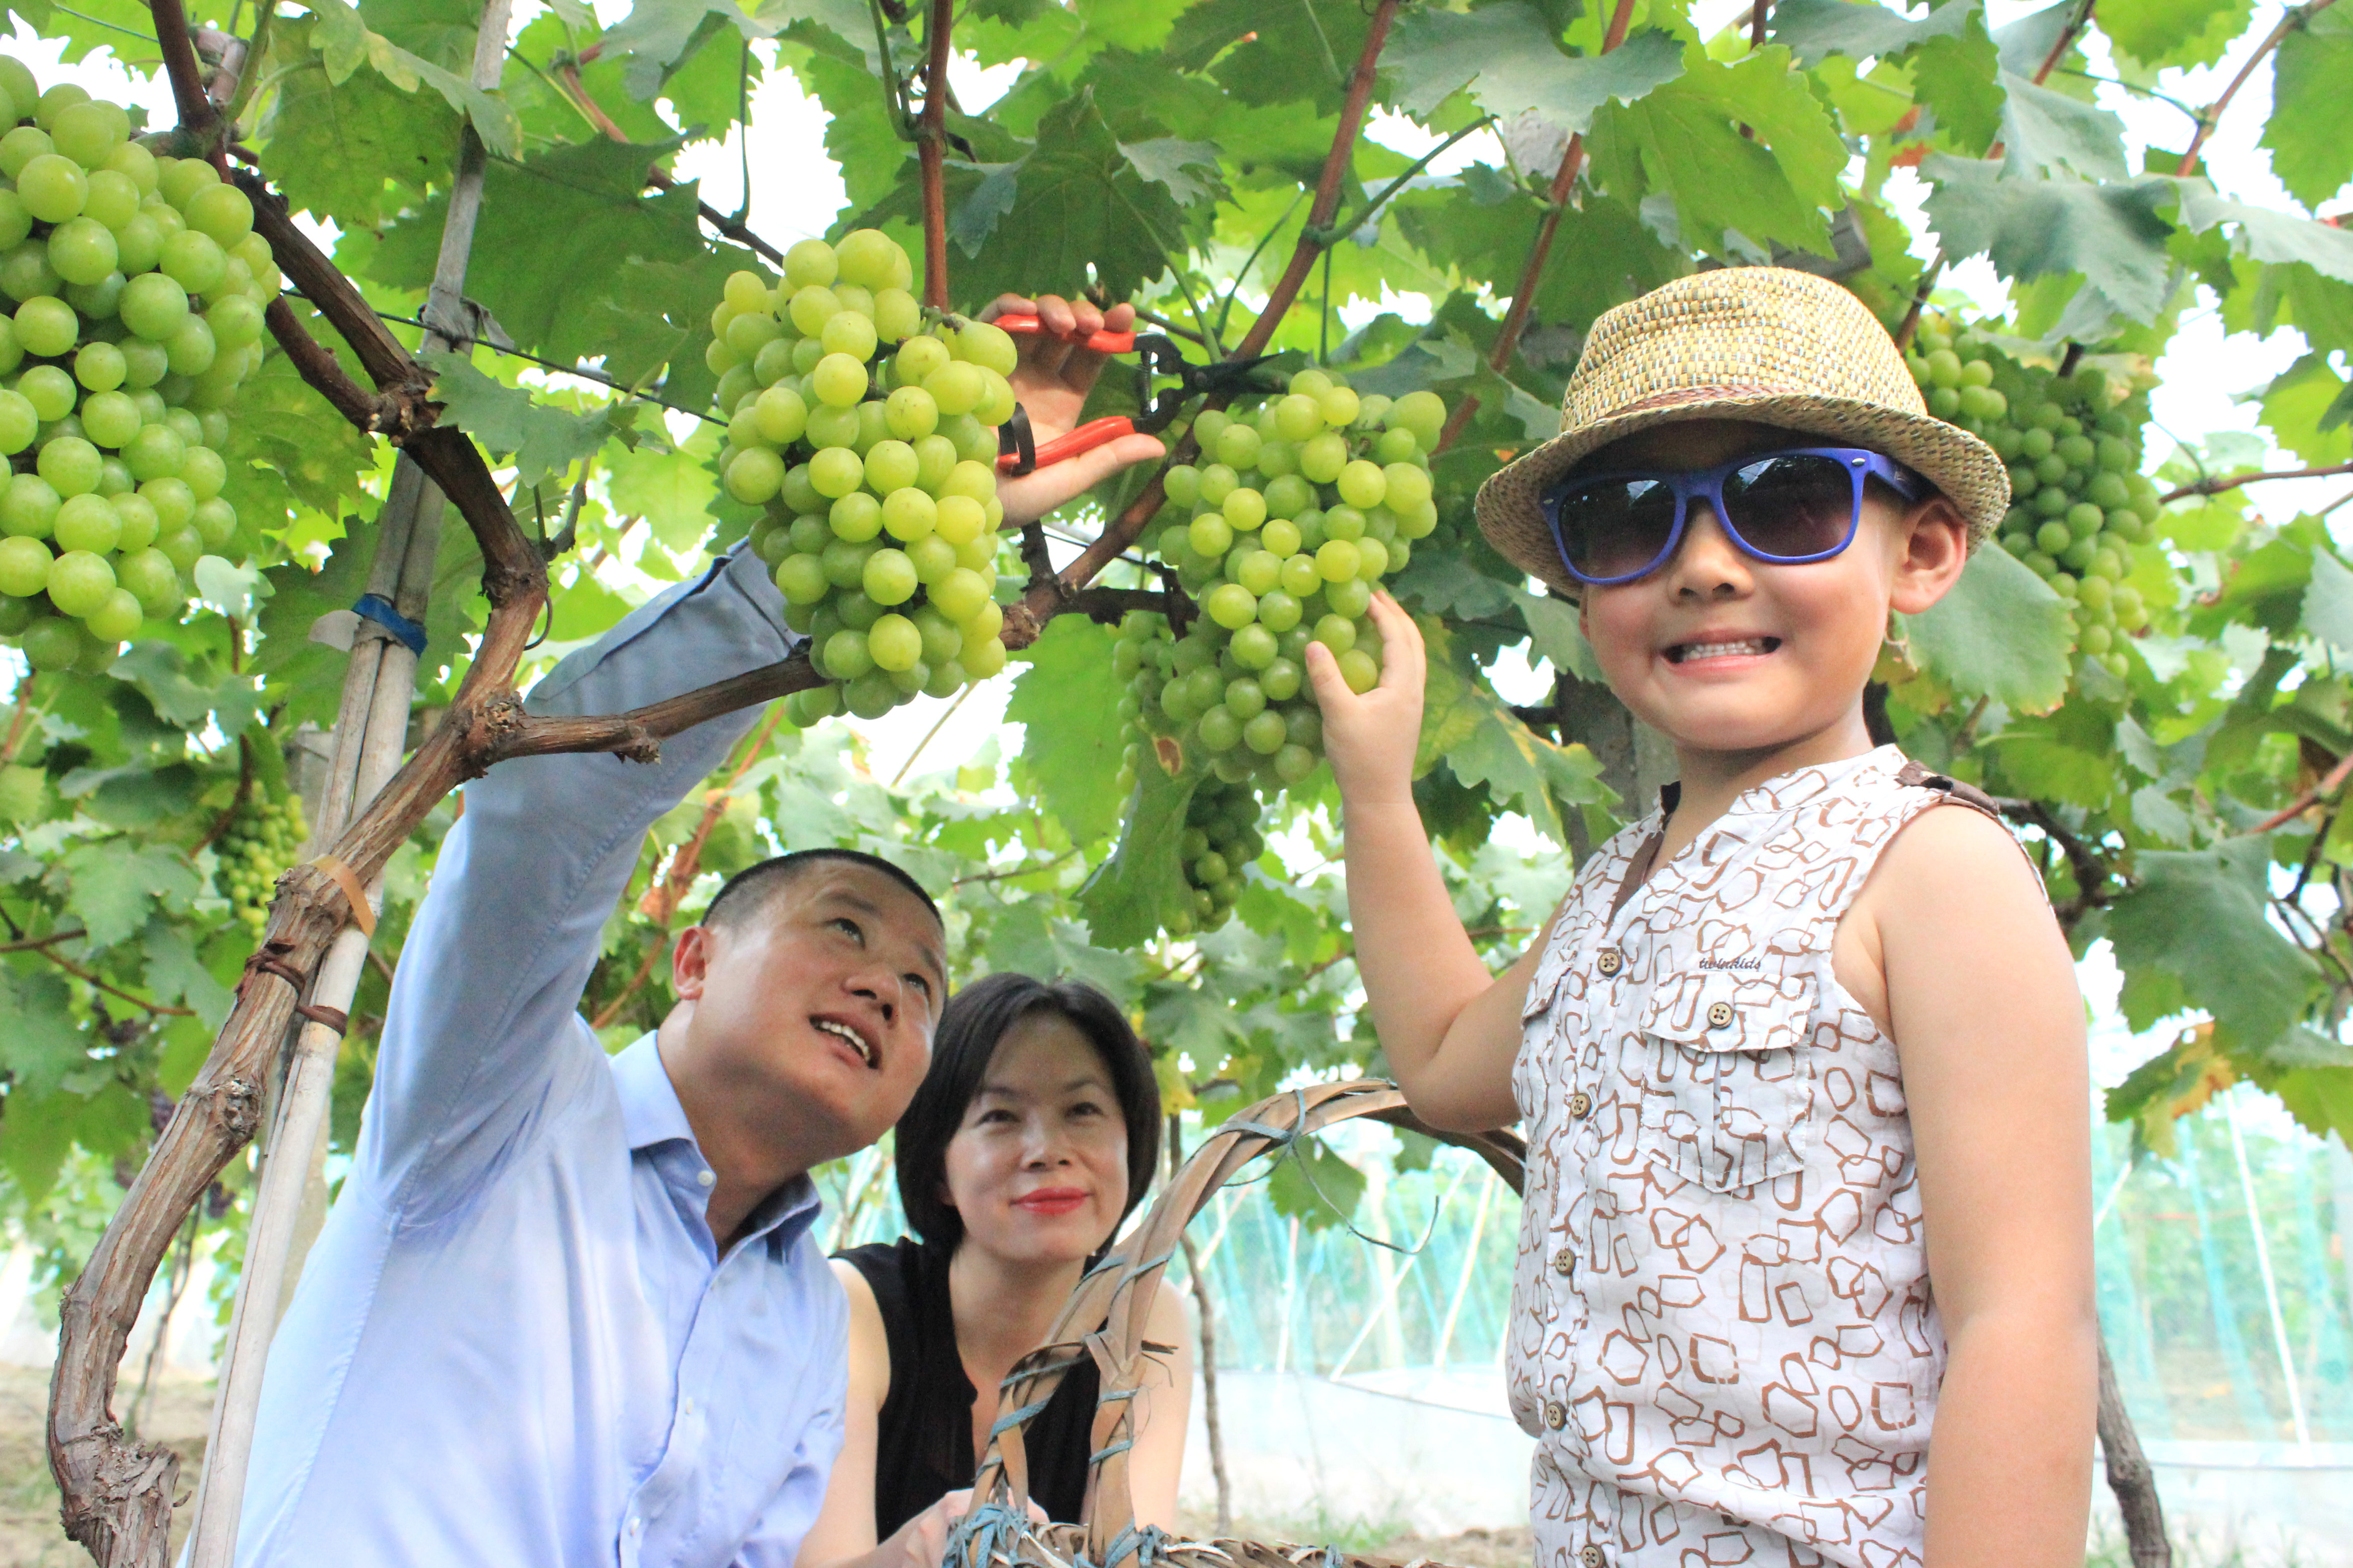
[1473,267,2009,595]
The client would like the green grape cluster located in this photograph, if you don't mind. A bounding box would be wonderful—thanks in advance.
[1906,313,2159,682]
[1117,372,1446,780]
[707,229,1015,724]
[214,792,307,936]
[0,59,275,675]
[1164,777,1265,934]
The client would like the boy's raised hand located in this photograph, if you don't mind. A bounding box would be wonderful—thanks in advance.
[981,293,1166,526]
[1304,591,1425,807]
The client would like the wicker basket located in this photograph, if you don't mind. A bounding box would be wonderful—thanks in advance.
[948,1079,1528,1568]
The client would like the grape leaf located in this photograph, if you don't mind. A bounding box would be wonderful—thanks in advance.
[1906,31,2007,155]
[141,919,234,1031]
[1920,154,2176,322]
[1118,137,1226,208]
[261,15,460,229]
[2301,547,2353,653]
[1006,615,1131,847]
[608,432,721,548]
[56,844,203,950]
[2262,10,2353,212]
[1076,735,1206,946]
[2177,187,2353,286]
[1997,70,2126,181]
[0,969,88,1101]
[1585,47,1847,257]
[309,0,521,158]
[2258,354,2351,467]
[2097,0,2254,69]
[1511,587,1606,683]
[1385,6,1685,135]
[425,352,629,488]
[370,139,708,373]
[230,311,382,519]
[1266,1137,1369,1232]
[1989,0,2081,74]
[1770,0,1985,65]
[978,900,1143,1009]
[879,91,1195,302]
[1428,635,1612,848]
[2105,838,2323,1051]
[1896,543,2072,714]
[1163,0,1373,114]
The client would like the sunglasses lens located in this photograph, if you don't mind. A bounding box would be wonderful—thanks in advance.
[1551,477,1679,581]
[1721,454,1857,559]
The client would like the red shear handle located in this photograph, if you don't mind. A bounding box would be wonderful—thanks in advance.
[992,312,1137,355]
[996,415,1138,473]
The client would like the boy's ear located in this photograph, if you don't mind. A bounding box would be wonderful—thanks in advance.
[1886,497,1971,616]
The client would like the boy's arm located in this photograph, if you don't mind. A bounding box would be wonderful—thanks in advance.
[1305,594,1532,1131]
[359,549,796,1197]
[1854,805,2097,1568]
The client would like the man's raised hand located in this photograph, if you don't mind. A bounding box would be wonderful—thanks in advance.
[982,293,1165,526]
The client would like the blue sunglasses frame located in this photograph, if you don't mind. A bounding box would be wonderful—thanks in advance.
[1540,446,1924,587]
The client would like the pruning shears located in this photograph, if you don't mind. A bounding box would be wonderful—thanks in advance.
[993,313,1280,475]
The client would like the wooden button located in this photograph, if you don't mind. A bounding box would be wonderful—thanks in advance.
[1596,950,1622,977]
[1579,1548,1606,1568]
[1552,1246,1574,1277]
[1706,1000,1734,1028]
[1545,1399,1567,1430]
[1567,1090,1593,1119]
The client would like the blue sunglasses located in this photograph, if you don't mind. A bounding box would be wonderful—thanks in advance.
[1540,447,1924,587]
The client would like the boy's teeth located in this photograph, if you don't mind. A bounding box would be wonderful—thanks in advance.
[1678,638,1771,661]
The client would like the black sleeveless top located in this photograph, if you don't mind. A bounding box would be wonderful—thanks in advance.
[837,1236,1101,1537]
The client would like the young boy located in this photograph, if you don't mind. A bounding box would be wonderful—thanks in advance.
[1305,269,2096,1568]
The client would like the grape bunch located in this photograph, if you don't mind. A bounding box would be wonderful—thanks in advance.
[708,229,1015,724]
[1167,778,1264,933]
[1907,313,2159,681]
[214,792,308,936]
[0,59,276,675]
[1106,372,1448,931]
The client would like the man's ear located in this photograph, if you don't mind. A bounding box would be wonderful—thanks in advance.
[671,924,716,1003]
[1887,497,1971,617]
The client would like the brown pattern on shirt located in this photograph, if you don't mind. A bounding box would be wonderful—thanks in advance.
[1507,748,1995,1568]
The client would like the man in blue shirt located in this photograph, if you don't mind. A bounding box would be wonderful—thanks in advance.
[232,293,1165,1568]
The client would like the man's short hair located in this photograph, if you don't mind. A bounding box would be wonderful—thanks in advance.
[700,849,941,933]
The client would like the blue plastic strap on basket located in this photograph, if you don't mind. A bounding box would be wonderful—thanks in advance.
[1088,1436,1135,1465]
[1219,1088,1436,1257]
[944,1499,1028,1568]
[990,1396,1055,1437]
[1321,1543,1344,1568]
[352,593,427,655]
[1099,1523,1170,1568]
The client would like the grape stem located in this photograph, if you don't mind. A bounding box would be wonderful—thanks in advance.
[918,0,955,310]
[2249,745,2353,836]
[2159,459,2353,504]
[1993,796,2114,926]
[1433,0,1640,455]
[2176,0,2339,178]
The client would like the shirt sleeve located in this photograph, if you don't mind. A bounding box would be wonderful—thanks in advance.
[736,1372,848,1568]
[354,547,799,1212]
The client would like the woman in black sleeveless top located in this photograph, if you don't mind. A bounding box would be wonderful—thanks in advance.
[798,973,1193,1568]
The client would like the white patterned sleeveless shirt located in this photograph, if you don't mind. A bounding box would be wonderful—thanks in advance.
[1507,745,2011,1568]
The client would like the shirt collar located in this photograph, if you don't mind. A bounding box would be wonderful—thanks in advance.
[610,1032,825,1246]
[613,1032,696,1153]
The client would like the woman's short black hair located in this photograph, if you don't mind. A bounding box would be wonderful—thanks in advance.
[894,972,1160,1251]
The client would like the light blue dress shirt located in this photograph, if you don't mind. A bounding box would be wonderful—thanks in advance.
[235,549,842,1568]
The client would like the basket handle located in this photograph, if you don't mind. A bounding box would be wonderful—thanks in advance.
[961,1078,1526,1562]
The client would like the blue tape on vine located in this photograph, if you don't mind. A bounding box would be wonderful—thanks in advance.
[353,594,427,655]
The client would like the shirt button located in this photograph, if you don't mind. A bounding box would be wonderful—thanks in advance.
[1566,1090,1593,1119]
[1707,1000,1734,1028]
[1596,950,1622,977]
[628,1519,641,1536]
[1545,1399,1567,1430]
[682,1396,695,1416]
[696,1168,715,1187]
[1552,1246,1574,1277]
[1580,1547,1607,1568]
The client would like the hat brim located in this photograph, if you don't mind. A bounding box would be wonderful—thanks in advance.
[1473,388,2012,596]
